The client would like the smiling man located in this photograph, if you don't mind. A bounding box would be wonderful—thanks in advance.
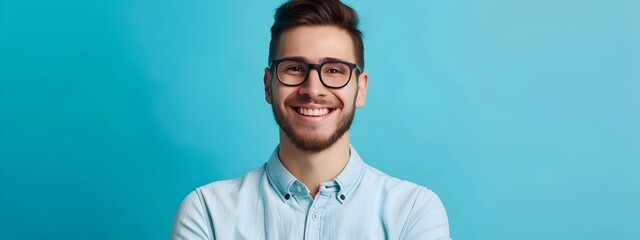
[171,0,450,239]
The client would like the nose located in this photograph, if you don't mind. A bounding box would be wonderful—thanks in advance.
[298,68,327,98]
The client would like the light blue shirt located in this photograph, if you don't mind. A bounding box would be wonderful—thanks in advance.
[171,146,450,239]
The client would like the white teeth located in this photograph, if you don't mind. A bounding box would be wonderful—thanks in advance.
[297,107,330,116]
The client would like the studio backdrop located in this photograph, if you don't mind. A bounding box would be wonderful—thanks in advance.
[1,0,638,239]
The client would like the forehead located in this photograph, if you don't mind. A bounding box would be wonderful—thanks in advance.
[276,25,356,63]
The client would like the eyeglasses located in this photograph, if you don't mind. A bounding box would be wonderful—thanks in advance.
[270,58,362,89]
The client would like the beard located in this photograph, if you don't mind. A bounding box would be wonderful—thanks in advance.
[271,94,356,153]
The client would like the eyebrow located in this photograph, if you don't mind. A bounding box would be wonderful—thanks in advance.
[277,56,351,63]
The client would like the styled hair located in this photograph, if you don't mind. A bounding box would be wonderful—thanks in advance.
[268,0,364,68]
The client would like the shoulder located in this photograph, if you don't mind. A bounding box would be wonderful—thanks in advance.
[362,164,450,239]
[170,165,266,240]
[361,163,427,197]
[197,165,265,198]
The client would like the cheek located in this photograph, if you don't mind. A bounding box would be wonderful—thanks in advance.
[272,87,294,106]
[338,88,359,105]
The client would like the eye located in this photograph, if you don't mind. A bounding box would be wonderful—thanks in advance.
[324,68,345,75]
[288,66,302,72]
[283,64,305,73]
[322,62,350,75]
[328,68,342,74]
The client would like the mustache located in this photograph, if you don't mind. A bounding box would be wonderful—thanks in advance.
[284,94,342,107]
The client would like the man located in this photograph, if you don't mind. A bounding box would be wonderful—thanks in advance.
[171,0,450,239]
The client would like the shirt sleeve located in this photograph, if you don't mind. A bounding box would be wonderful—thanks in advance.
[171,190,213,240]
[401,187,451,240]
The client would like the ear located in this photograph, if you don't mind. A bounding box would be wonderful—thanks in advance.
[355,71,368,108]
[264,67,273,104]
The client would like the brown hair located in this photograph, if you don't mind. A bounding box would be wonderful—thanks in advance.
[268,0,364,68]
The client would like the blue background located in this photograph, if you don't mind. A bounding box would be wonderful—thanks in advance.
[1,0,638,239]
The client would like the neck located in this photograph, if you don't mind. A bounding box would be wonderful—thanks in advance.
[278,130,351,198]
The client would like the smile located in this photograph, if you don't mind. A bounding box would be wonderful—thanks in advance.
[296,107,332,117]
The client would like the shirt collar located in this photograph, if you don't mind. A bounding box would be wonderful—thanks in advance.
[333,145,365,203]
[265,145,365,204]
[265,146,299,201]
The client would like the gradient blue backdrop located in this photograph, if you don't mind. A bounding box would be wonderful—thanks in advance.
[1,0,638,239]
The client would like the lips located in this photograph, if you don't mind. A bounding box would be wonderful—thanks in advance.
[296,107,331,116]
[284,95,340,120]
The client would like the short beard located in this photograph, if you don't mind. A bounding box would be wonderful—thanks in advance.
[271,96,356,153]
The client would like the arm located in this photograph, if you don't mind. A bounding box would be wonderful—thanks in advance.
[171,190,214,240]
[400,187,451,240]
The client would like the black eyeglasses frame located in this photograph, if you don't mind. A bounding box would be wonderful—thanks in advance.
[270,58,363,89]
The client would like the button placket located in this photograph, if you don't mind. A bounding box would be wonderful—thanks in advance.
[303,191,332,240]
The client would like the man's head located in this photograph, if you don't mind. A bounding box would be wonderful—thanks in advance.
[264,0,368,153]
[268,0,364,68]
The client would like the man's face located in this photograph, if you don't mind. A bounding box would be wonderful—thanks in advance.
[264,25,368,152]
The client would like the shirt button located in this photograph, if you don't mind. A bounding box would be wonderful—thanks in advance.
[296,185,303,192]
[312,212,318,220]
[284,194,291,200]
[340,194,346,200]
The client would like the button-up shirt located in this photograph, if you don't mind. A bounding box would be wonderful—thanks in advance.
[171,146,450,239]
